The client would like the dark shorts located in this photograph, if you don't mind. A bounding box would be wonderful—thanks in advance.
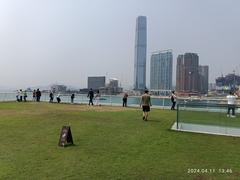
[142,105,150,112]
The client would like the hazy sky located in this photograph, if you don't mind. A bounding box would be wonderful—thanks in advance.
[0,0,239,89]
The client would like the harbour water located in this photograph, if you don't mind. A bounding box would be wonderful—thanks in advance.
[0,92,172,107]
[0,92,236,108]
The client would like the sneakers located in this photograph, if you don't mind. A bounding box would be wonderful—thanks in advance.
[142,116,148,121]
[227,114,236,118]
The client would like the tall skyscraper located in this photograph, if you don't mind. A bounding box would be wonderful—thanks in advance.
[134,16,147,90]
[176,53,199,93]
[150,50,173,90]
[199,66,209,94]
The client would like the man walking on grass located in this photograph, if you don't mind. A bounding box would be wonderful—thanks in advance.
[140,89,152,121]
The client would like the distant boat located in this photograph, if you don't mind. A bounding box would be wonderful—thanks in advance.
[99,97,107,100]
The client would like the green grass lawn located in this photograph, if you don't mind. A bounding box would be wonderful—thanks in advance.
[1,102,240,179]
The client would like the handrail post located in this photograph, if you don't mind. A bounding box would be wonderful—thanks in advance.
[177,104,179,130]
[162,97,165,109]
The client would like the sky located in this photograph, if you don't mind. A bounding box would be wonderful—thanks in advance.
[0,0,239,90]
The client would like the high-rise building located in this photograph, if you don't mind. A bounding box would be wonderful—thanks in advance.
[176,53,200,93]
[108,78,119,88]
[88,76,106,90]
[216,73,240,93]
[199,66,209,94]
[99,78,123,95]
[134,16,147,90]
[150,50,173,90]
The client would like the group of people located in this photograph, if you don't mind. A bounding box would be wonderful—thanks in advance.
[16,89,28,102]
[16,87,239,120]
[49,92,75,104]
[32,89,42,102]
[17,90,76,104]
[83,88,174,121]
[49,92,61,103]
[16,88,42,102]
[139,90,240,121]
[87,89,129,107]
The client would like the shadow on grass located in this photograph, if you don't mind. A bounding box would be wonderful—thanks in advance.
[58,143,79,148]
[146,119,162,123]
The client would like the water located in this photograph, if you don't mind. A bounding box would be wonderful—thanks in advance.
[1,92,237,108]
[0,92,172,107]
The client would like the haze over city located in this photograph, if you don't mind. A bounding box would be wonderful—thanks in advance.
[0,0,239,90]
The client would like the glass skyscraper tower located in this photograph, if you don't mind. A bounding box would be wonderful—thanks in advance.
[150,50,173,90]
[134,16,147,90]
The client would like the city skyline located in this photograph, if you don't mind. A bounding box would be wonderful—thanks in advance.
[0,0,240,90]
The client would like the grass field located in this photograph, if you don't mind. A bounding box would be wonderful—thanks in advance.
[1,102,240,179]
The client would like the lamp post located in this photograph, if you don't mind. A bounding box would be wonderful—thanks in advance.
[188,71,192,93]
[233,70,236,92]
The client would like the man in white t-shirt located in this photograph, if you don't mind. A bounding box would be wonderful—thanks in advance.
[227,91,238,117]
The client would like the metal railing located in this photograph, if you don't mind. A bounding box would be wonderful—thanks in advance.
[0,92,239,109]
[0,92,172,108]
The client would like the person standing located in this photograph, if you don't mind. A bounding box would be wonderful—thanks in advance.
[95,90,100,106]
[122,93,128,107]
[16,90,20,102]
[71,93,75,104]
[140,89,152,121]
[32,89,36,101]
[39,89,41,102]
[87,88,94,106]
[170,91,177,110]
[36,89,41,102]
[56,94,61,103]
[49,91,54,103]
[23,90,27,102]
[19,89,23,102]
[227,91,238,118]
